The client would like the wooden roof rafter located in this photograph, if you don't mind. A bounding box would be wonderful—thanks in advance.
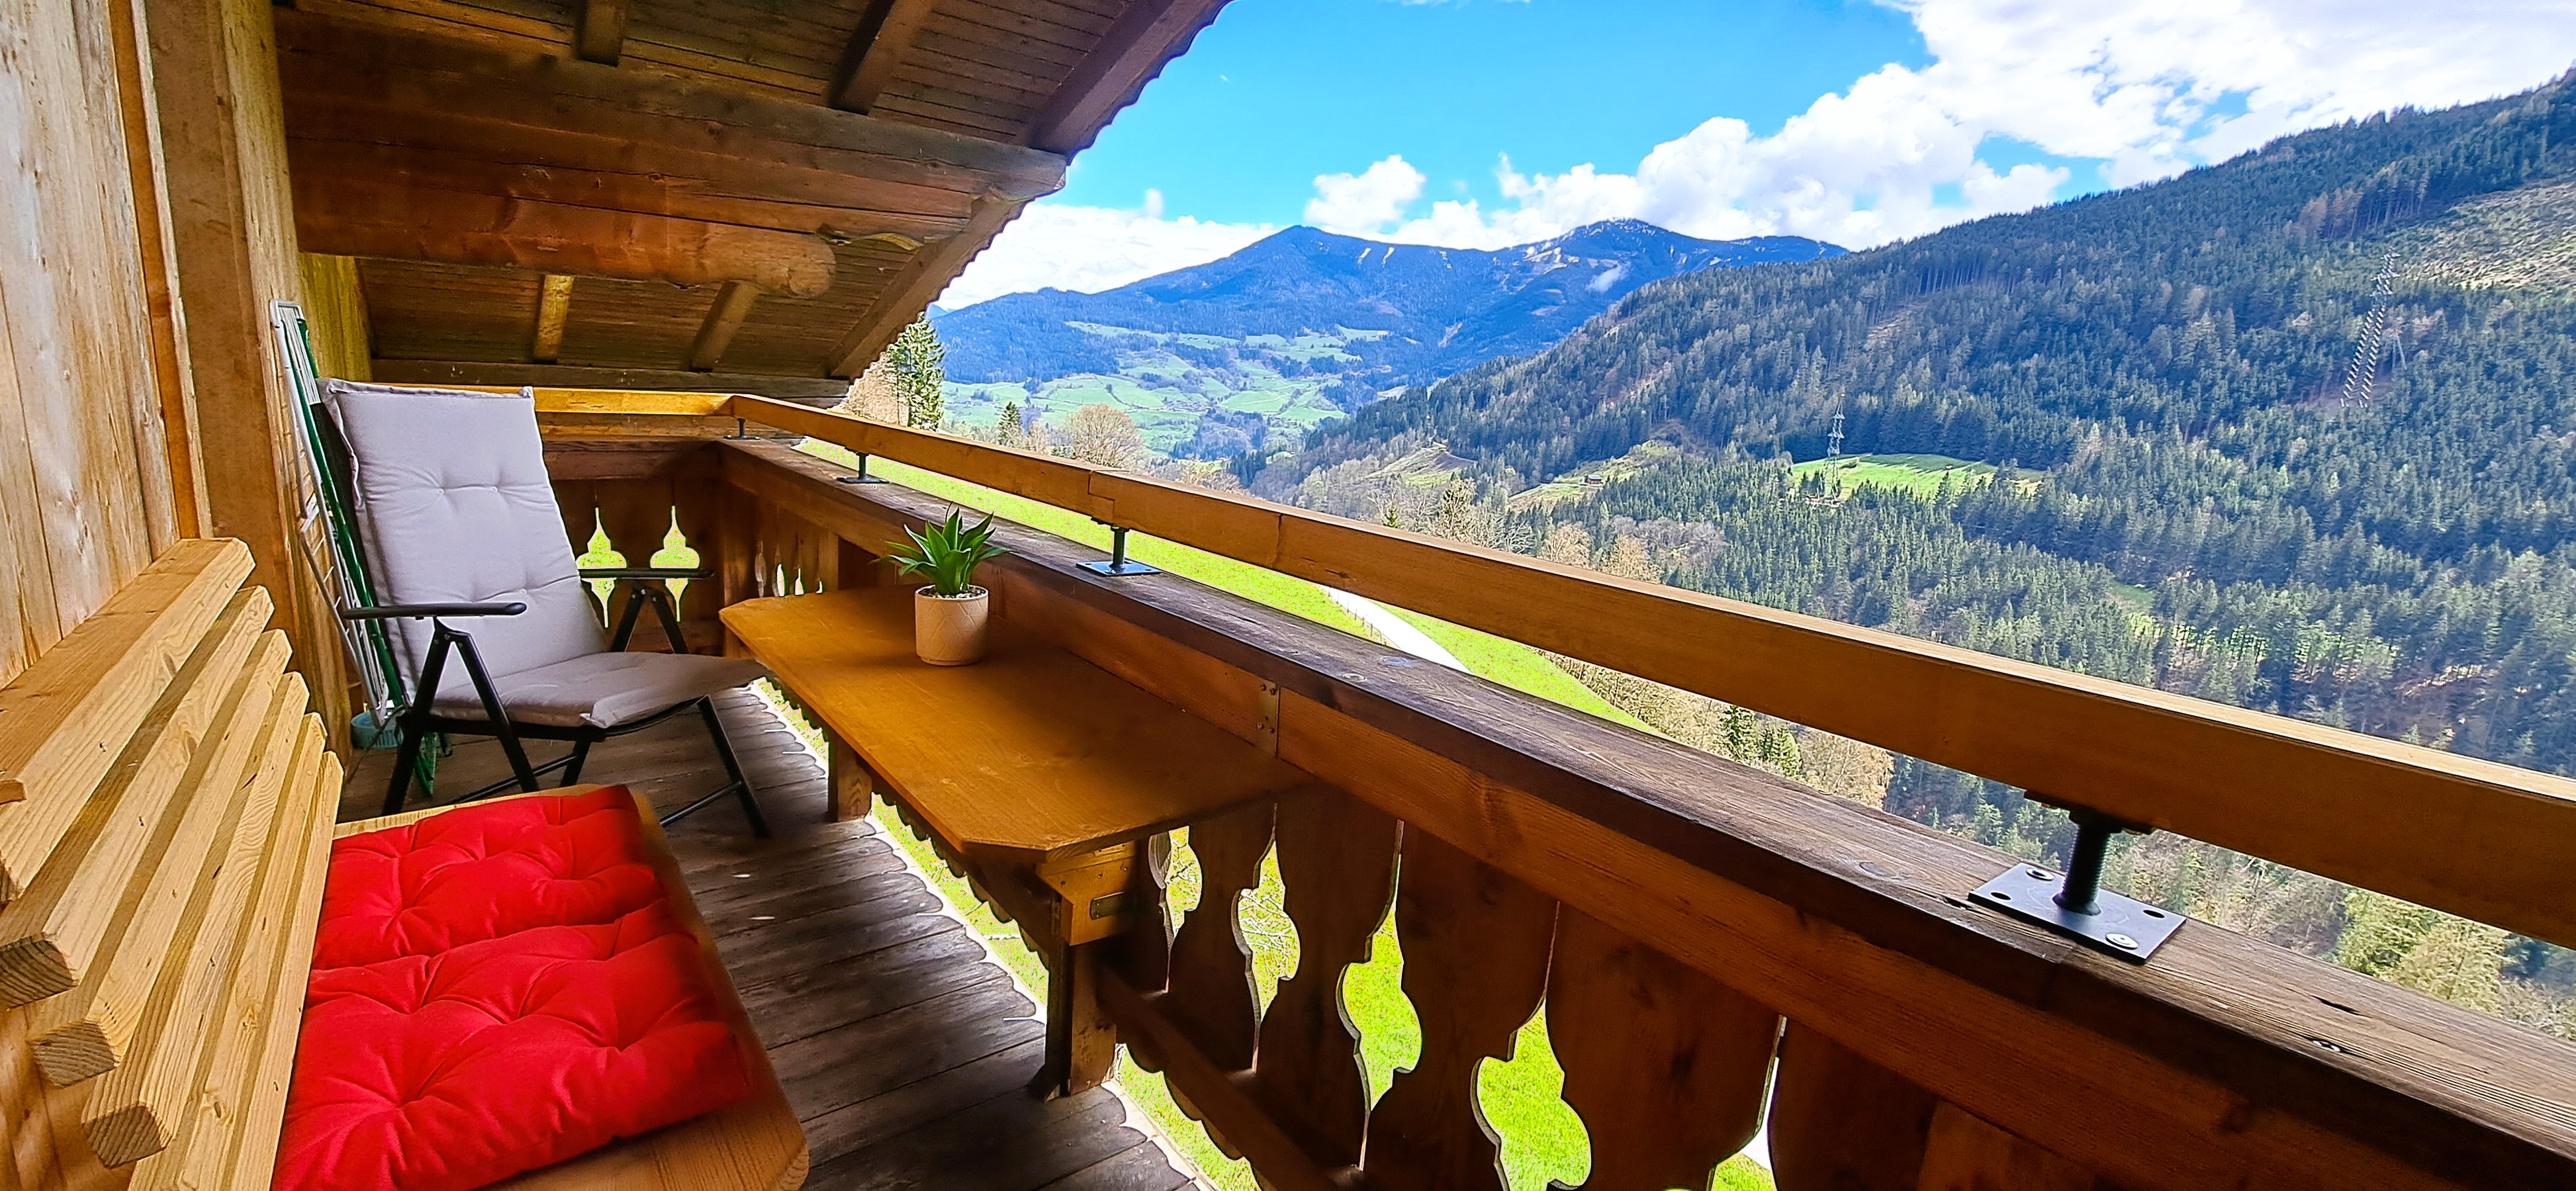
[281,0,1238,388]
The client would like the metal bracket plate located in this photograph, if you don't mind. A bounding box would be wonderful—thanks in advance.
[1078,559,1162,577]
[835,474,890,484]
[1970,863,2185,961]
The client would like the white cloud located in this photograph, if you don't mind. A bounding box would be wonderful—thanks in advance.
[1306,157,1430,236]
[938,200,1275,309]
[1316,0,2576,250]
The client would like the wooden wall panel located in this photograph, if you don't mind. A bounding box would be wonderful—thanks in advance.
[297,253,373,382]
[0,0,189,686]
[148,0,353,748]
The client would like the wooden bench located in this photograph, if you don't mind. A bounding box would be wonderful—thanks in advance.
[719,586,1320,1092]
[0,539,806,1190]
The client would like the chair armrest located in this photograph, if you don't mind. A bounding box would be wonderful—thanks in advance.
[343,601,528,621]
[580,567,713,581]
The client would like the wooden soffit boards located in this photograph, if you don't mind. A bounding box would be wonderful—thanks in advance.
[275,9,1064,262]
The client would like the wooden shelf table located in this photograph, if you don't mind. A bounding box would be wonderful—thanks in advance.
[719,586,1318,1094]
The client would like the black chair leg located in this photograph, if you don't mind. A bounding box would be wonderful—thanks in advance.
[385,723,427,817]
[562,738,595,786]
[688,696,769,837]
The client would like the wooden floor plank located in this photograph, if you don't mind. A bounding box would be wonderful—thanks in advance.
[338,685,1202,1191]
[770,979,1042,1121]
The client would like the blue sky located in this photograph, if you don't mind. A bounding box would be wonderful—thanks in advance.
[1058,0,1964,225]
[942,0,2576,307]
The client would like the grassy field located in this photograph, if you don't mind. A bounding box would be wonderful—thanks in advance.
[791,441,1771,1191]
[943,323,1369,452]
[1789,451,1996,497]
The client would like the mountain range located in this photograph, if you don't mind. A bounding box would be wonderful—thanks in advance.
[1274,75,2576,789]
[931,221,1841,457]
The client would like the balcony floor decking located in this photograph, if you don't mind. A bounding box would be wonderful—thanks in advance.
[340,690,1203,1191]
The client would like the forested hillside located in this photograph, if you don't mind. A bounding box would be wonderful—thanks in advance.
[1264,76,2576,1020]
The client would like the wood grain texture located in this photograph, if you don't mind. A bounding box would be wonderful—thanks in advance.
[1162,801,1271,1071]
[1095,969,1350,1191]
[726,398,2576,956]
[295,177,840,297]
[375,359,854,400]
[1251,786,1397,1169]
[128,739,338,1191]
[692,281,766,372]
[1360,832,1555,1191]
[721,586,1309,862]
[30,633,291,1086]
[823,197,1024,378]
[0,539,248,817]
[831,0,944,110]
[1025,0,1228,154]
[1917,1103,2107,1191]
[573,0,629,62]
[1767,1023,1938,1191]
[0,589,265,1005]
[533,273,576,363]
[1544,908,1780,1191]
[83,704,319,1168]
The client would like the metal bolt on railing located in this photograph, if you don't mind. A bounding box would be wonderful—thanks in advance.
[1969,803,2183,961]
[1080,523,1161,578]
[835,453,890,484]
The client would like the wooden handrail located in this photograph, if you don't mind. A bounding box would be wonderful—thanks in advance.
[712,396,2576,948]
[692,441,2576,1191]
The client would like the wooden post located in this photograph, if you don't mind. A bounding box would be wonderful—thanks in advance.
[1036,944,1117,1099]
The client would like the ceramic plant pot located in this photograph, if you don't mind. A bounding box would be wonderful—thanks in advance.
[913,586,991,666]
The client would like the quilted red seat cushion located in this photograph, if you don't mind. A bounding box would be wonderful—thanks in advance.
[275,789,754,1191]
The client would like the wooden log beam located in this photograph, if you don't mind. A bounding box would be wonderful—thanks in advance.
[531,274,574,363]
[275,9,1067,243]
[688,282,763,372]
[825,195,1021,378]
[374,360,851,401]
[573,0,629,64]
[828,0,941,112]
[1027,0,1230,154]
[293,177,837,296]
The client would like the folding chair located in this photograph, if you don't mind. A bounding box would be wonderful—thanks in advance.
[318,378,772,834]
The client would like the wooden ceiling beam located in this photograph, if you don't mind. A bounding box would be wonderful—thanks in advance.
[688,282,764,372]
[1027,0,1230,155]
[573,0,629,64]
[372,359,852,402]
[275,10,1066,247]
[295,177,838,296]
[531,275,576,363]
[828,0,941,112]
[825,195,1021,378]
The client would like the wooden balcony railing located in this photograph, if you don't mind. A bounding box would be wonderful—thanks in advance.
[529,388,2576,1191]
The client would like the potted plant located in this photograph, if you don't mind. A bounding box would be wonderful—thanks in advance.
[884,510,1006,665]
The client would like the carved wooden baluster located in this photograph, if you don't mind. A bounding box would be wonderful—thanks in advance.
[595,480,673,640]
[1768,1022,1939,1191]
[1361,831,1557,1191]
[553,480,598,559]
[1545,908,1782,1191]
[714,488,759,614]
[1164,801,1274,1071]
[669,466,722,635]
[1917,1103,2108,1191]
[1253,786,1398,1168]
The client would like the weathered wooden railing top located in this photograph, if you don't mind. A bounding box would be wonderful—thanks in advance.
[535,387,2576,953]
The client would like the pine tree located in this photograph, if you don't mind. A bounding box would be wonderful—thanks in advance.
[996,400,1024,447]
[886,316,946,429]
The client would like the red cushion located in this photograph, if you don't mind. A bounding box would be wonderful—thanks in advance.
[276,789,754,1191]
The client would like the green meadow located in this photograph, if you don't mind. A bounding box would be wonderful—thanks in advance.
[1787,451,1996,496]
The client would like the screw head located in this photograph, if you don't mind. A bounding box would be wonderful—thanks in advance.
[2107,932,2140,950]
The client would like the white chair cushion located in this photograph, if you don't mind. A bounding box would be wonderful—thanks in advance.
[432,652,770,730]
[324,380,605,703]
